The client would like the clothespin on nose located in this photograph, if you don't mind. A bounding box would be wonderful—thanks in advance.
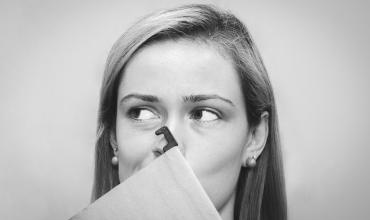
[155,126,178,152]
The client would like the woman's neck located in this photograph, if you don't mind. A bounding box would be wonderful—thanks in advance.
[218,191,236,220]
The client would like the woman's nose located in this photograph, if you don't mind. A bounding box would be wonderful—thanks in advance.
[152,134,166,156]
[166,117,187,155]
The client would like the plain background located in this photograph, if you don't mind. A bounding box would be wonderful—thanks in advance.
[1,0,369,219]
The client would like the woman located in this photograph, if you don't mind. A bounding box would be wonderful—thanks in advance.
[92,4,287,220]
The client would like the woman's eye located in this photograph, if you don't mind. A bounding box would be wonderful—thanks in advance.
[190,109,220,122]
[127,108,158,121]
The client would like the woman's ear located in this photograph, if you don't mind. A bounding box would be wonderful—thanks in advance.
[242,111,269,167]
[110,131,119,156]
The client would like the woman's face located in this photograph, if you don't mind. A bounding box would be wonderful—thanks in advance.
[115,40,250,212]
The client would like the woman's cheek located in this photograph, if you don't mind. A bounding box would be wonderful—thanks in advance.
[185,126,245,209]
[116,126,157,181]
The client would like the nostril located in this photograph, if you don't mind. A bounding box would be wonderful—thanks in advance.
[152,148,163,157]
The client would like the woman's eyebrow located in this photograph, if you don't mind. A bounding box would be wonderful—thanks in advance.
[183,94,235,107]
[120,93,235,107]
[120,93,160,104]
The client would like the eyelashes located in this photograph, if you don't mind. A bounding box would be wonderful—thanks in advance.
[127,107,159,121]
[189,108,221,123]
[126,107,222,123]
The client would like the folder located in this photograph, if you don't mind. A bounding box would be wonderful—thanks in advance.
[69,148,222,220]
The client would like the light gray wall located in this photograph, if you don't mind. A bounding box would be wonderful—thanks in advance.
[1,0,369,219]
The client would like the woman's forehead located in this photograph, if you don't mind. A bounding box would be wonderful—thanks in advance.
[118,40,243,104]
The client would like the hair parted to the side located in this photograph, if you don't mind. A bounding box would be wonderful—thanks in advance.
[92,4,287,220]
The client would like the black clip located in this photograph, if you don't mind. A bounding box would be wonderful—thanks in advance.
[155,126,178,152]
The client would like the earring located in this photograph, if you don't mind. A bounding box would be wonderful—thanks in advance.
[111,147,118,166]
[246,155,257,167]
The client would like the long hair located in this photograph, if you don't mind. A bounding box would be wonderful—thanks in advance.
[91,4,287,220]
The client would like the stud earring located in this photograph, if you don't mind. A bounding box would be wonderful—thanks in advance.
[111,147,118,166]
[247,155,257,167]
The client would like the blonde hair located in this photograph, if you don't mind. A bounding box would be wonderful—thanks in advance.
[92,4,287,220]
